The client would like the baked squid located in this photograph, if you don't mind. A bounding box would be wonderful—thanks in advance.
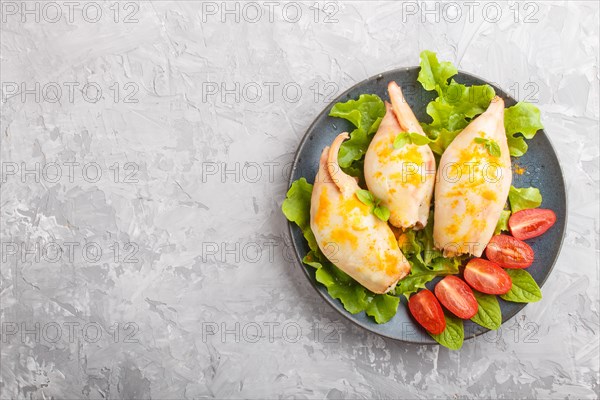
[364,81,436,230]
[310,132,411,294]
[433,96,512,257]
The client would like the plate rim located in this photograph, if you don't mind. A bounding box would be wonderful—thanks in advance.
[286,66,568,345]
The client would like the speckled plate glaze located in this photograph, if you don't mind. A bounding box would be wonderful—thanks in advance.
[287,67,566,344]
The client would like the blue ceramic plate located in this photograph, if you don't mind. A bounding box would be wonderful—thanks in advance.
[287,67,566,344]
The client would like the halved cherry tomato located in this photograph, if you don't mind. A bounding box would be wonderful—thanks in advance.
[464,258,512,295]
[509,208,556,240]
[485,234,534,269]
[434,276,478,319]
[408,289,446,334]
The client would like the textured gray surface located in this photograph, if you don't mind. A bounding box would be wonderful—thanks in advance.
[0,1,598,399]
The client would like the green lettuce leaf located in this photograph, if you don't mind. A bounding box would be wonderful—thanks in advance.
[329,94,386,168]
[426,128,460,156]
[315,264,370,314]
[504,102,544,157]
[421,218,443,265]
[418,51,544,158]
[395,262,435,299]
[365,293,401,324]
[418,52,495,155]
[282,178,318,251]
[396,216,463,299]
[432,81,495,123]
[283,179,399,323]
[508,186,542,213]
[302,250,324,269]
[423,80,495,144]
[497,185,542,232]
[494,209,511,235]
[310,252,399,322]
[417,50,458,93]
[398,229,423,259]
[396,257,463,300]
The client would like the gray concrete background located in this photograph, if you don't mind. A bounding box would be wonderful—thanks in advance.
[0,1,598,399]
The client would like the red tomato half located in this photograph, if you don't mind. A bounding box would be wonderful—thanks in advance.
[464,258,512,295]
[434,276,478,319]
[485,235,534,269]
[509,208,556,240]
[408,290,446,334]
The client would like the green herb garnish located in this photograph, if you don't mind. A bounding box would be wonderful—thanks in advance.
[508,186,542,213]
[474,136,502,157]
[393,132,432,149]
[356,189,390,222]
